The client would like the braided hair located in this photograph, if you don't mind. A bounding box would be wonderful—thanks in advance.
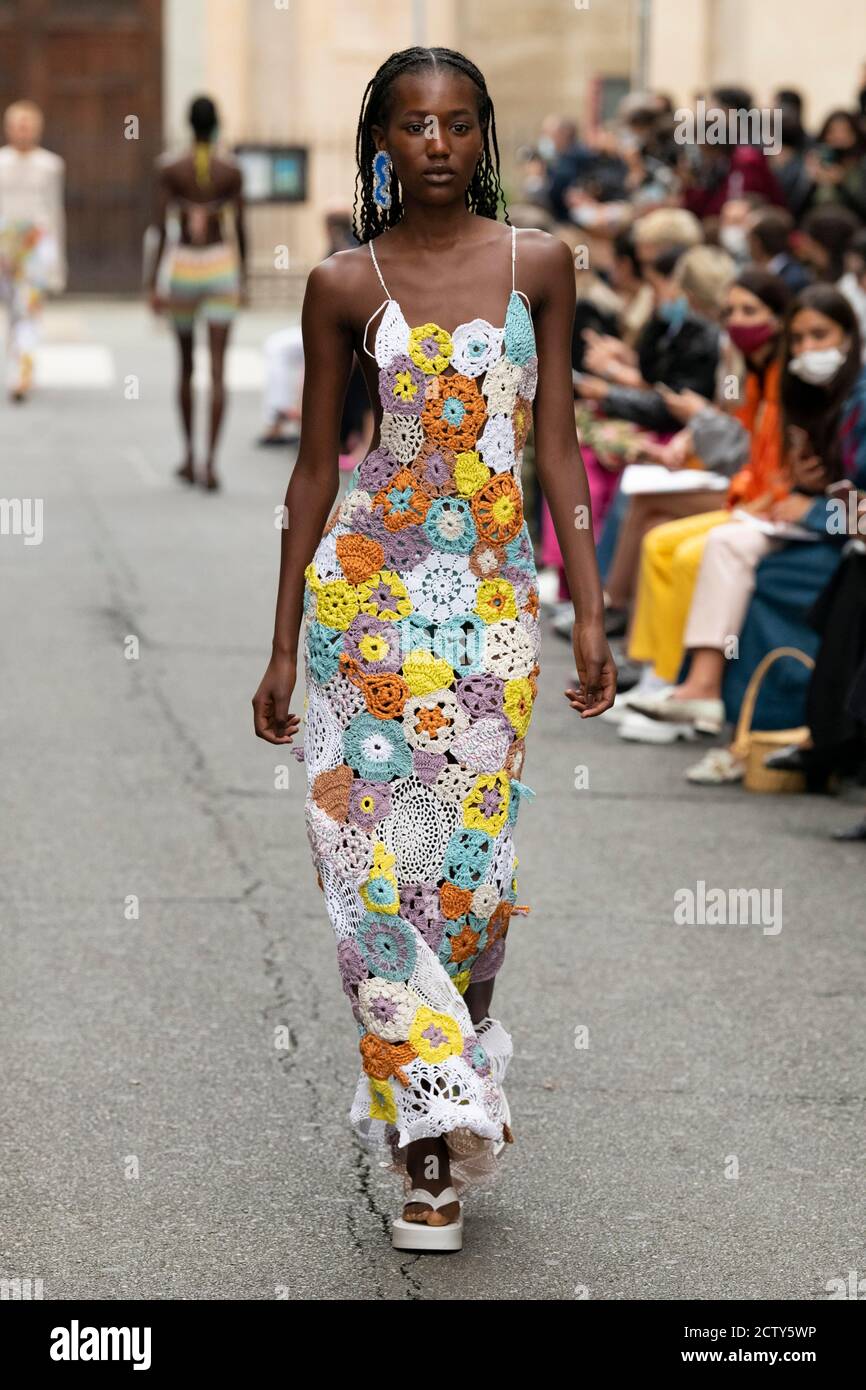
[353,47,508,243]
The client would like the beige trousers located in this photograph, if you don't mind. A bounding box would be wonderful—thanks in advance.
[683,519,781,652]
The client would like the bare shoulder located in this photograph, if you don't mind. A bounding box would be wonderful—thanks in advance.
[514,225,574,287]
[304,243,375,315]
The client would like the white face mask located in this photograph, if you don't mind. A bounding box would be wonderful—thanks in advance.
[719,225,749,260]
[788,346,847,386]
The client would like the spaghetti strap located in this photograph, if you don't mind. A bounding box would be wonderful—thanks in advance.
[369,239,391,299]
[511,222,517,292]
[362,297,390,360]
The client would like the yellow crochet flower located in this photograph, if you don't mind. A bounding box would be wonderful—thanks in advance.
[409,1006,463,1063]
[316,578,360,631]
[356,568,412,621]
[360,841,400,915]
[475,578,517,623]
[408,322,453,375]
[503,677,533,736]
[452,968,472,995]
[463,771,511,836]
[357,632,391,664]
[402,649,454,697]
[304,560,322,592]
[454,450,490,497]
[368,1077,397,1122]
[392,369,420,404]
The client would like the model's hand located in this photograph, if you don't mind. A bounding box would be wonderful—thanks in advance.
[148,288,164,315]
[565,620,617,717]
[252,652,301,744]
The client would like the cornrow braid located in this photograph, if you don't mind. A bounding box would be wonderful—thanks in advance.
[353,46,509,244]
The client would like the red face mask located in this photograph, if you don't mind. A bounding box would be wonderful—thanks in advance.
[727,321,778,355]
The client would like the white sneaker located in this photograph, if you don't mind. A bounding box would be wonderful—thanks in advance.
[600,683,672,725]
[628,690,726,736]
[618,711,699,744]
[685,748,745,784]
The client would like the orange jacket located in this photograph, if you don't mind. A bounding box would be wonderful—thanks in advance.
[726,358,790,508]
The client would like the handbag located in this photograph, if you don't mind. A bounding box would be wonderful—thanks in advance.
[730,647,815,793]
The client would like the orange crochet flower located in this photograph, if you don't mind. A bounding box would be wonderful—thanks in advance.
[373,467,430,531]
[360,671,410,720]
[359,1033,417,1087]
[337,533,385,585]
[523,588,540,619]
[421,373,487,453]
[446,921,482,964]
[439,882,473,920]
[512,395,532,453]
[471,474,523,544]
[487,901,514,942]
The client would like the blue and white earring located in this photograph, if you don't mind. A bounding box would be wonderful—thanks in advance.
[372,149,392,212]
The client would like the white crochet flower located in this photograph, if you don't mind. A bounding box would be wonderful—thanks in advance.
[471,884,500,918]
[405,553,478,621]
[403,688,469,751]
[311,532,342,582]
[433,763,478,806]
[484,618,538,679]
[519,355,538,399]
[357,977,423,1042]
[338,489,373,526]
[477,413,516,474]
[380,411,424,463]
[451,319,504,378]
[451,715,511,773]
[482,356,522,413]
[373,299,411,367]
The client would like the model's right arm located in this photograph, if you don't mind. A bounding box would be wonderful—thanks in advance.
[252,258,355,744]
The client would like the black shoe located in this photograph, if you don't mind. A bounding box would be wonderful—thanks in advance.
[764,744,834,794]
[764,745,810,774]
[832,817,866,842]
[612,657,642,693]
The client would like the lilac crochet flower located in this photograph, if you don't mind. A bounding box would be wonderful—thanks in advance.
[468,937,506,983]
[348,778,392,830]
[358,446,400,493]
[344,614,402,672]
[456,672,506,719]
[400,881,444,952]
[380,523,433,571]
[414,444,455,493]
[413,748,447,784]
[378,354,426,416]
[337,938,368,997]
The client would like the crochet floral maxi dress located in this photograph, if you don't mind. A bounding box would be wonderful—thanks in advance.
[300,223,540,1195]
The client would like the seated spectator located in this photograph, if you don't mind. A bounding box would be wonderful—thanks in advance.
[794,205,861,283]
[628,286,866,754]
[838,227,866,357]
[679,86,786,220]
[575,244,721,432]
[747,206,813,293]
[603,268,789,620]
[803,109,866,221]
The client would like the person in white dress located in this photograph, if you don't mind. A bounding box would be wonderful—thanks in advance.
[0,100,66,401]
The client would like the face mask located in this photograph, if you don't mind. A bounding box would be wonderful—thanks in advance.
[537,136,556,161]
[658,295,688,330]
[727,321,777,355]
[788,345,847,386]
[719,225,749,259]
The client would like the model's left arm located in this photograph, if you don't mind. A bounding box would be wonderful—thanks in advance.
[531,234,617,716]
[48,152,67,293]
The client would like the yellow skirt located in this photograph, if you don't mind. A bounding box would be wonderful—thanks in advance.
[628,510,731,683]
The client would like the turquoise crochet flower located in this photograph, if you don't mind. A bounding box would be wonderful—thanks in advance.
[424,497,476,555]
[432,613,485,677]
[504,292,535,366]
[398,611,436,656]
[504,524,535,573]
[307,621,344,683]
[442,828,494,888]
[344,711,412,781]
[357,912,417,982]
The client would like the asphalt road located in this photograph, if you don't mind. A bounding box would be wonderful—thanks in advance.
[2,302,864,1301]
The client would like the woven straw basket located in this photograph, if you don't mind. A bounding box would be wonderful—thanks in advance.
[730,646,815,794]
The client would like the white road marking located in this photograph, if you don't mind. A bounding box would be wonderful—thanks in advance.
[33,344,116,388]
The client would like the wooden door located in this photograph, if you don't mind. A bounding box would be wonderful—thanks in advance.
[0,0,163,291]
